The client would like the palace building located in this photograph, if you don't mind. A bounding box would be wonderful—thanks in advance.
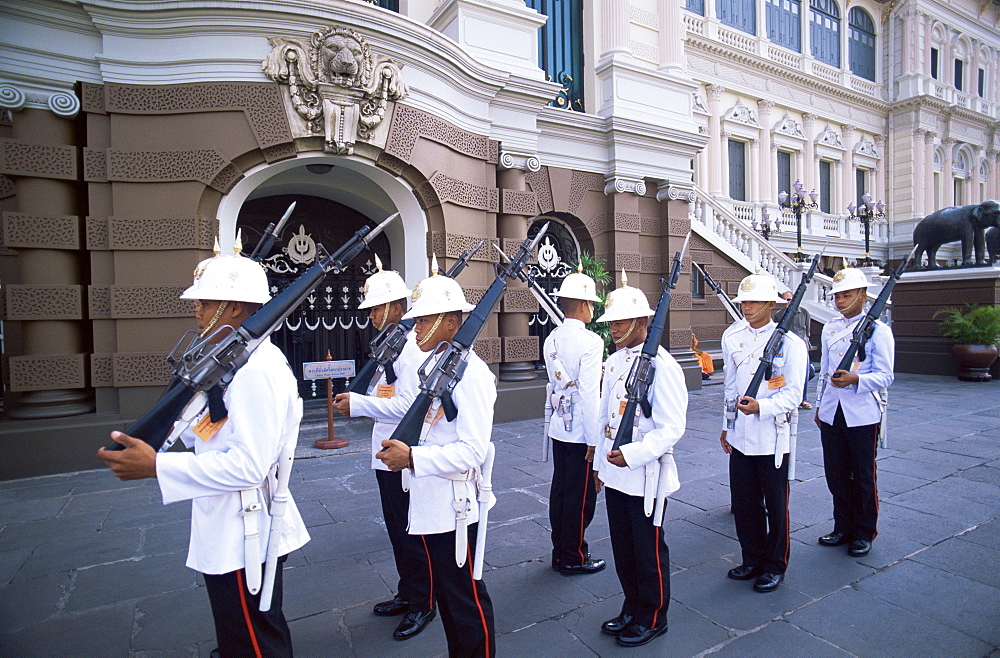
[1,0,997,477]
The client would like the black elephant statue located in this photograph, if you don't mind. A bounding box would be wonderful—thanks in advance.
[912,200,1000,268]
[987,226,999,265]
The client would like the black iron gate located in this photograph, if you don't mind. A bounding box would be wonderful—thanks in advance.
[527,218,579,362]
[237,195,390,399]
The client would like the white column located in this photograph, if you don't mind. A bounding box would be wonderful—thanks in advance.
[659,0,686,73]
[708,85,725,195]
[942,138,955,207]
[842,124,855,209]
[913,129,925,216]
[602,0,631,57]
[802,113,817,190]
[749,138,761,202]
[924,131,936,212]
[758,100,775,202]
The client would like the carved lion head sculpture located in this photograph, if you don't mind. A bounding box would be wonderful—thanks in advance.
[314,27,371,86]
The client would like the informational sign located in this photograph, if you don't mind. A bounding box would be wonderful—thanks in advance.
[302,360,356,381]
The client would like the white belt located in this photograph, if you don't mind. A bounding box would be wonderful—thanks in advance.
[239,486,264,594]
[440,469,475,567]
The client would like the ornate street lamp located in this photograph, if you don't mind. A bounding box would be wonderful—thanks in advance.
[752,207,781,241]
[778,180,818,263]
[847,193,886,267]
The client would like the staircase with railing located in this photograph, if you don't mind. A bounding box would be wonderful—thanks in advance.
[688,184,847,326]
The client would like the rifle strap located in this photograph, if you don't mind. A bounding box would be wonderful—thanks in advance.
[207,385,228,423]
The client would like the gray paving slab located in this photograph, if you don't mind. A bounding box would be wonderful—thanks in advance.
[787,587,992,657]
[0,373,997,656]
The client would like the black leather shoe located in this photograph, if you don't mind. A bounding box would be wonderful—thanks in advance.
[818,531,850,546]
[559,557,606,576]
[551,554,560,571]
[393,609,436,640]
[727,564,759,581]
[616,621,669,647]
[601,613,634,636]
[753,572,784,593]
[373,595,409,617]
[848,539,872,556]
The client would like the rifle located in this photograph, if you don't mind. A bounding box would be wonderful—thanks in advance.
[693,262,741,322]
[248,202,296,261]
[739,252,822,404]
[610,233,689,452]
[105,212,399,451]
[492,243,565,326]
[346,240,485,394]
[832,246,916,377]
[388,223,551,446]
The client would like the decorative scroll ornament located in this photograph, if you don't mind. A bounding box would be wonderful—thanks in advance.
[262,25,408,154]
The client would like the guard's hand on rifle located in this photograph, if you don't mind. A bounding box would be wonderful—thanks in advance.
[98,432,157,481]
[332,393,352,417]
[585,445,596,463]
[594,471,603,494]
[606,449,628,468]
[720,431,733,454]
[831,370,859,388]
[736,396,760,415]
[377,439,411,472]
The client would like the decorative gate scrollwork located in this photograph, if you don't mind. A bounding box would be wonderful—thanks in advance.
[526,218,580,360]
[238,195,389,398]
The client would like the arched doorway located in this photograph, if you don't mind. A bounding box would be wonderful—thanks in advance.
[526,216,582,360]
[237,195,390,399]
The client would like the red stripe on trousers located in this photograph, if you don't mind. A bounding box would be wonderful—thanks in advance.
[650,526,665,629]
[576,468,591,563]
[420,535,434,610]
[466,545,491,658]
[235,569,262,658]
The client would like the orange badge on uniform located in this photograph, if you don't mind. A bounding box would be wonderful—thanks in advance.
[193,414,227,441]
[376,384,395,398]
[767,375,786,389]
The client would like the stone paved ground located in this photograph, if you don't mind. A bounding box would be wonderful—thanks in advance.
[1,373,998,657]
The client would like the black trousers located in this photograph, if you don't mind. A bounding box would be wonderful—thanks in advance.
[605,488,670,630]
[549,439,598,567]
[820,404,880,541]
[729,449,790,574]
[376,468,434,612]
[422,525,495,658]
[203,556,292,658]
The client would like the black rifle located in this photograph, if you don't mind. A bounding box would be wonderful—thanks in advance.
[105,213,398,452]
[388,224,551,447]
[248,202,296,261]
[832,246,915,377]
[739,253,821,403]
[493,243,564,326]
[693,262,741,322]
[611,233,689,451]
[346,239,485,394]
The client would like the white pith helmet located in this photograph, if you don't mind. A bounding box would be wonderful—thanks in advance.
[595,270,655,322]
[402,255,475,319]
[830,267,878,294]
[552,261,602,302]
[358,254,412,309]
[180,233,271,304]
[732,272,786,304]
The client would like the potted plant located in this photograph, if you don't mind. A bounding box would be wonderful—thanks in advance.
[933,304,1000,382]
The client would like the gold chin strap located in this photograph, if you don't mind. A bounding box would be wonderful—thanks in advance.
[613,317,637,345]
[842,290,864,316]
[747,302,772,323]
[418,312,446,347]
[375,302,391,331]
[200,300,229,338]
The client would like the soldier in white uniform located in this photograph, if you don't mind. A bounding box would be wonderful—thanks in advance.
[595,272,687,648]
[376,267,496,657]
[814,268,894,558]
[544,263,606,575]
[332,256,436,640]
[720,273,807,593]
[98,251,310,657]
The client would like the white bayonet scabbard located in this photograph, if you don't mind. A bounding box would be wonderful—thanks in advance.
[259,437,296,612]
[643,460,659,518]
[473,442,496,580]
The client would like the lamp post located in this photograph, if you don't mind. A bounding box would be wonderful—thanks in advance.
[778,180,818,263]
[847,193,886,266]
[752,207,780,241]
